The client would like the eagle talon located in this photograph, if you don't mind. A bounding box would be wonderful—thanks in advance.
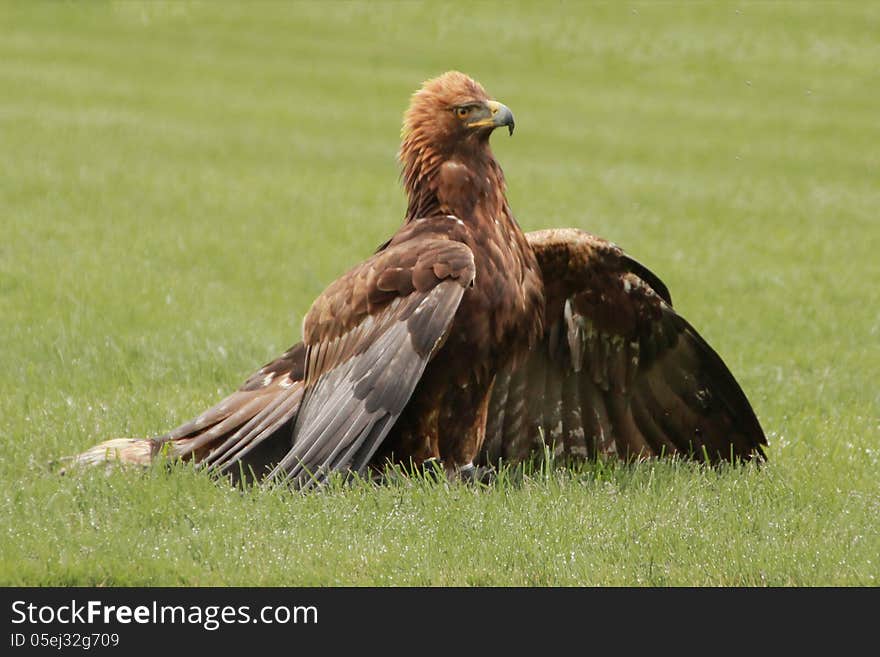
[453,462,496,485]
[418,457,445,481]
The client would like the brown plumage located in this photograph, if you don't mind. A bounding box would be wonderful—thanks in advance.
[69,71,766,485]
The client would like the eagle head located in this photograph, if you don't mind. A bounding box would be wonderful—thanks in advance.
[399,72,515,220]
[401,72,514,153]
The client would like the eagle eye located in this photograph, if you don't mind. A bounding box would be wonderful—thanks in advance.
[455,106,471,119]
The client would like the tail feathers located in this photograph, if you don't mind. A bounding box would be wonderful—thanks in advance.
[62,438,157,471]
[64,343,307,482]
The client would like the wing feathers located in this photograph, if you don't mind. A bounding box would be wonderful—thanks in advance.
[208,387,304,474]
[479,228,766,467]
[560,369,585,456]
[271,281,466,487]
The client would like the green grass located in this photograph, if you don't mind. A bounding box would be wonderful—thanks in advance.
[1,1,877,586]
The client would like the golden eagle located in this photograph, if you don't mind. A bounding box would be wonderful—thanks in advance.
[70,72,766,486]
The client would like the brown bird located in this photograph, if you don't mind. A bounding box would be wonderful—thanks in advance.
[70,71,766,486]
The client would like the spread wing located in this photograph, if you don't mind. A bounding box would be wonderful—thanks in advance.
[270,235,476,488]
[482,228,766,466]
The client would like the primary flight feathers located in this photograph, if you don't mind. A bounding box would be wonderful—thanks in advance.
[70,71,766,485]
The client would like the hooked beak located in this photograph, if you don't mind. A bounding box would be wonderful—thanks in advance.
[470,100,515,136]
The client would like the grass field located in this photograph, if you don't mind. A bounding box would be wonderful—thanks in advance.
[1,1,878,586]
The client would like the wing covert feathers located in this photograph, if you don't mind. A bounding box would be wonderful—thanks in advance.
[265,236,474,487]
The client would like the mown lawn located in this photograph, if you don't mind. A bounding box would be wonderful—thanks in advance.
[1,1,877,586]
